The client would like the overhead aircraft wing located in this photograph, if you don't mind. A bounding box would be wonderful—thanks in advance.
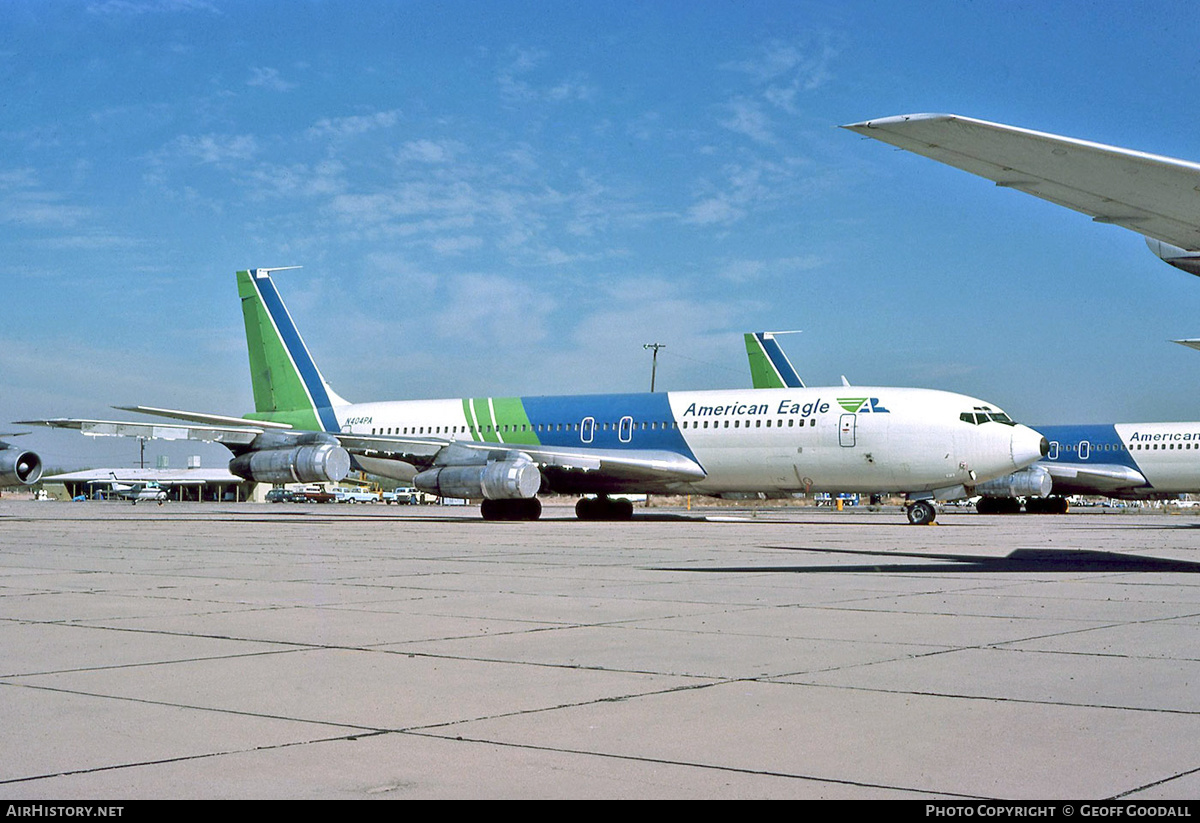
[842,113,1200,255]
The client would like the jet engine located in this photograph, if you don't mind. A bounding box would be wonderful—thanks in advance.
[973,464,1052,498]
[1146,237,1200,277]
[0,447,43,486]
[228,443,351,485]
[413,454,541,500]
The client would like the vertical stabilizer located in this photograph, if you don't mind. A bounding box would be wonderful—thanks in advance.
[237,268,346,432]
[744,331,805,389]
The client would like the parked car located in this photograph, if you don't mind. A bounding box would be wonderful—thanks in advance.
[296,487,337,504]
[265,488,295,503]
[381,487,419,504]
[334,488,380,503]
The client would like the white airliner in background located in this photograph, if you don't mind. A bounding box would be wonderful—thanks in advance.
[20,269,1047,524]
[746,332,1200,513]
[842,113,1200,276]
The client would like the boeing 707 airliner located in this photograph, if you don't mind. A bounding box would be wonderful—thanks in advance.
[746,331,1200,513]
[20,269,1047,524]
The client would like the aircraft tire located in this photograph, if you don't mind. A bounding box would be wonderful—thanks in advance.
[614,498,634,521]
[575,496,633,521]
[906,500,937,526]
[481,497,541,521]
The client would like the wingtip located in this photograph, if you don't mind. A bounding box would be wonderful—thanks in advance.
[841,113,960,130]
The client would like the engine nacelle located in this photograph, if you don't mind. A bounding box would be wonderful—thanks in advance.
[413,456,541,500]
[974,464,1052,498]
[0,448,43,486]
[228,444,351,485]
[1146,237,1200,277]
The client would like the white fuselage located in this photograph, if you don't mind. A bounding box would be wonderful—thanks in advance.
[331,386,1045,496]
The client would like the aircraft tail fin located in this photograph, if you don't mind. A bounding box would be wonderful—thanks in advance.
[237,268,346,432]
[744,332,805,389]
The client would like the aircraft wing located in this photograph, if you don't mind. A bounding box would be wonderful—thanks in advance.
[20,412,707,487]
[842,113,1200,254]
[1044,462,1149,495]
[333,433,706,483]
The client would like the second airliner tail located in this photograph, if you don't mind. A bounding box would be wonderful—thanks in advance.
[744,332,804,389]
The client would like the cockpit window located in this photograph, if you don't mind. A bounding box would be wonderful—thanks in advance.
[960,406,1017,426]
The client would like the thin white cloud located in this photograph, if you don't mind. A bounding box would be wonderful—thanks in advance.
[307,110,401,140]
[497,47,594,103]
[166,133,258,165]
[719,97,776,144]
[721,36,839,93]
[683,196,744,226]
[396,139,466,165]
[0,168,90,227]
[86,0,220,15]
[432,274,556,345]
[247,67,296,92]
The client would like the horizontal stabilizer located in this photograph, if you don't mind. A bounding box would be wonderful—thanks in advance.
[17,418,264,446]
[113,405,293,429]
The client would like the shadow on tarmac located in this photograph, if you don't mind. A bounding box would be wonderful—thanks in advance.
[655,546,1200,574]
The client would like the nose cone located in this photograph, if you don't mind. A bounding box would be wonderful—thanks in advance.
[1011,425,1049,469]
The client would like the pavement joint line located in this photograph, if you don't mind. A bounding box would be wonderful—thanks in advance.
[399,729,984,799]
[772,679,1200,716]
[0,730,392,787]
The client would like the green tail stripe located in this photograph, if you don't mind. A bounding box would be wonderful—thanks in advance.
[237,270,321,429]
[745,333,785,389]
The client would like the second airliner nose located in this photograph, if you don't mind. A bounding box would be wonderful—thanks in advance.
[1011,425,1049,469]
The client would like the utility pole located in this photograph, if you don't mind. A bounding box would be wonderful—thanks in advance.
[643,343,665,392]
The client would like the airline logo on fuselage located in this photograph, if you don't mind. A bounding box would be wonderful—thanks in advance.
[1129,430,1200,442]
[682,398,833,417]
[837,397,890,414]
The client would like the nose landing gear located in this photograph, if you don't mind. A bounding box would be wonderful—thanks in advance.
[906,500,937,526]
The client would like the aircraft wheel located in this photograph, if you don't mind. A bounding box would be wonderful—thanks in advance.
[615,498,634,521]
[576,496,632,521]
[522,497,542,521]
[481,498,541,521]
[906,500,937,526]
[576,497,598,520]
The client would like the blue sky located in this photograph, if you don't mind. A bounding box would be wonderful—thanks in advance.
[6,0,1200,469]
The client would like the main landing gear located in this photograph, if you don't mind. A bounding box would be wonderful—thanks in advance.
[975,496,1069,515]
[575,495,634,521]
[480,497,542,521]
[905,500,938,526]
